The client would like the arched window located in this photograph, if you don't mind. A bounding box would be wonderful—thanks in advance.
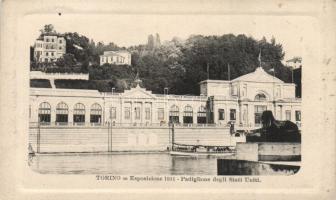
[197,106,207,124]
[183,105,193,124]
[73,103,85,124]
[255,93,267,101]
[90,103,102,124]
[38,102,51,123]
[56,102,68,124]
[169,105,179,123]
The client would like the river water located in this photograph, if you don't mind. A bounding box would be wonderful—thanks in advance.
[28,153,226,175]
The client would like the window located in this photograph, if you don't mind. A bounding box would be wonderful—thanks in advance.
[218,109,225,120]
[135,107,141,120]
[169,105,179,123]
[38,102,51,123]
[59,46,62,50]
[197,106,207,124]
[73,103,85,123]
[255,93,267,101]
[230,109,236,121]
[145,108,150,120]
[295,111,301,121]
[90,103,102,123]
[46,38,49,42]
[56,102,69,124]
[124,107,130,120]
[158,108,164,120]
[59,40,62,44]
[183,105,193,124]
[46,52,49,56]
[110,107,116,119]
[51,52,54,56]
[51,39,54,42]
[285,110,291,121]
[231,85,238,96]
[254,105,267,125]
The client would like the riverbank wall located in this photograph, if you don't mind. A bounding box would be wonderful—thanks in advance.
[29,126,244,153]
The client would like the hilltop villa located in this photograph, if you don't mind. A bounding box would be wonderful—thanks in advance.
[33,33,66,63]
[99,50,132,66]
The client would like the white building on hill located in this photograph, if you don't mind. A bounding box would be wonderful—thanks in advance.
[34,33,66,62]
[29,67,301,130]
[100,50,131,66]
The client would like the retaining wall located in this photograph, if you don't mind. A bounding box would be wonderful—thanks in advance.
[235,142,301,162]
[29,126,234,153]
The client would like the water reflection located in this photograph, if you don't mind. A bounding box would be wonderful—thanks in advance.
[29,153,221,175]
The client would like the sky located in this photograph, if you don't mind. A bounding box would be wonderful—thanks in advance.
[25,14,317,62]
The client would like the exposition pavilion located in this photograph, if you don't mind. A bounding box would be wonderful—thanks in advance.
[29,67,301,131]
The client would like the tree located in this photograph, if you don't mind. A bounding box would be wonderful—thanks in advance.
[147,34,154,50]
[40,24,55,34]
[55,53,77,67]
[155,33,161,48]
[31,29,292,95]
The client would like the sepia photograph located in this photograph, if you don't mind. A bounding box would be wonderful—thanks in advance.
[28,16,301,176]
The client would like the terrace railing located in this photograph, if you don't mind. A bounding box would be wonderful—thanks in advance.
[29,122,230,128]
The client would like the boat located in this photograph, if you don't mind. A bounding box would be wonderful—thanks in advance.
[170,143,236,157]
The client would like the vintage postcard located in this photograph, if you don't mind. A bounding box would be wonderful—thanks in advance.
[0,0,335,199]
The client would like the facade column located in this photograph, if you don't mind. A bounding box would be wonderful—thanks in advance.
[179,109,183,124]
[85,103,90,124]
[248,103,254,128]
[291,105,295,123]
[246,104,250,126]
[130,101,133,125]
[166,102,170,124]
[225,102,228,124]
[150,103,154,124]
[238,101,242,125]
[120,100,123,125]
[68,109,73,124]
[141,102,145,125]
[102,98,105,124]
[193,110,197,124]
[51,107,56,124]
[152,103,157,124]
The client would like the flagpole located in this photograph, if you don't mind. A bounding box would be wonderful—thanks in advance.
[258,49,261,67]
[207,62,209,80]
[228,63,230,81]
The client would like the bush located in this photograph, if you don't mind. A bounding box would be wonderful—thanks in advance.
[30,79,52,88]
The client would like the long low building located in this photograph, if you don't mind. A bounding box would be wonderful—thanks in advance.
[29,67,302,130]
